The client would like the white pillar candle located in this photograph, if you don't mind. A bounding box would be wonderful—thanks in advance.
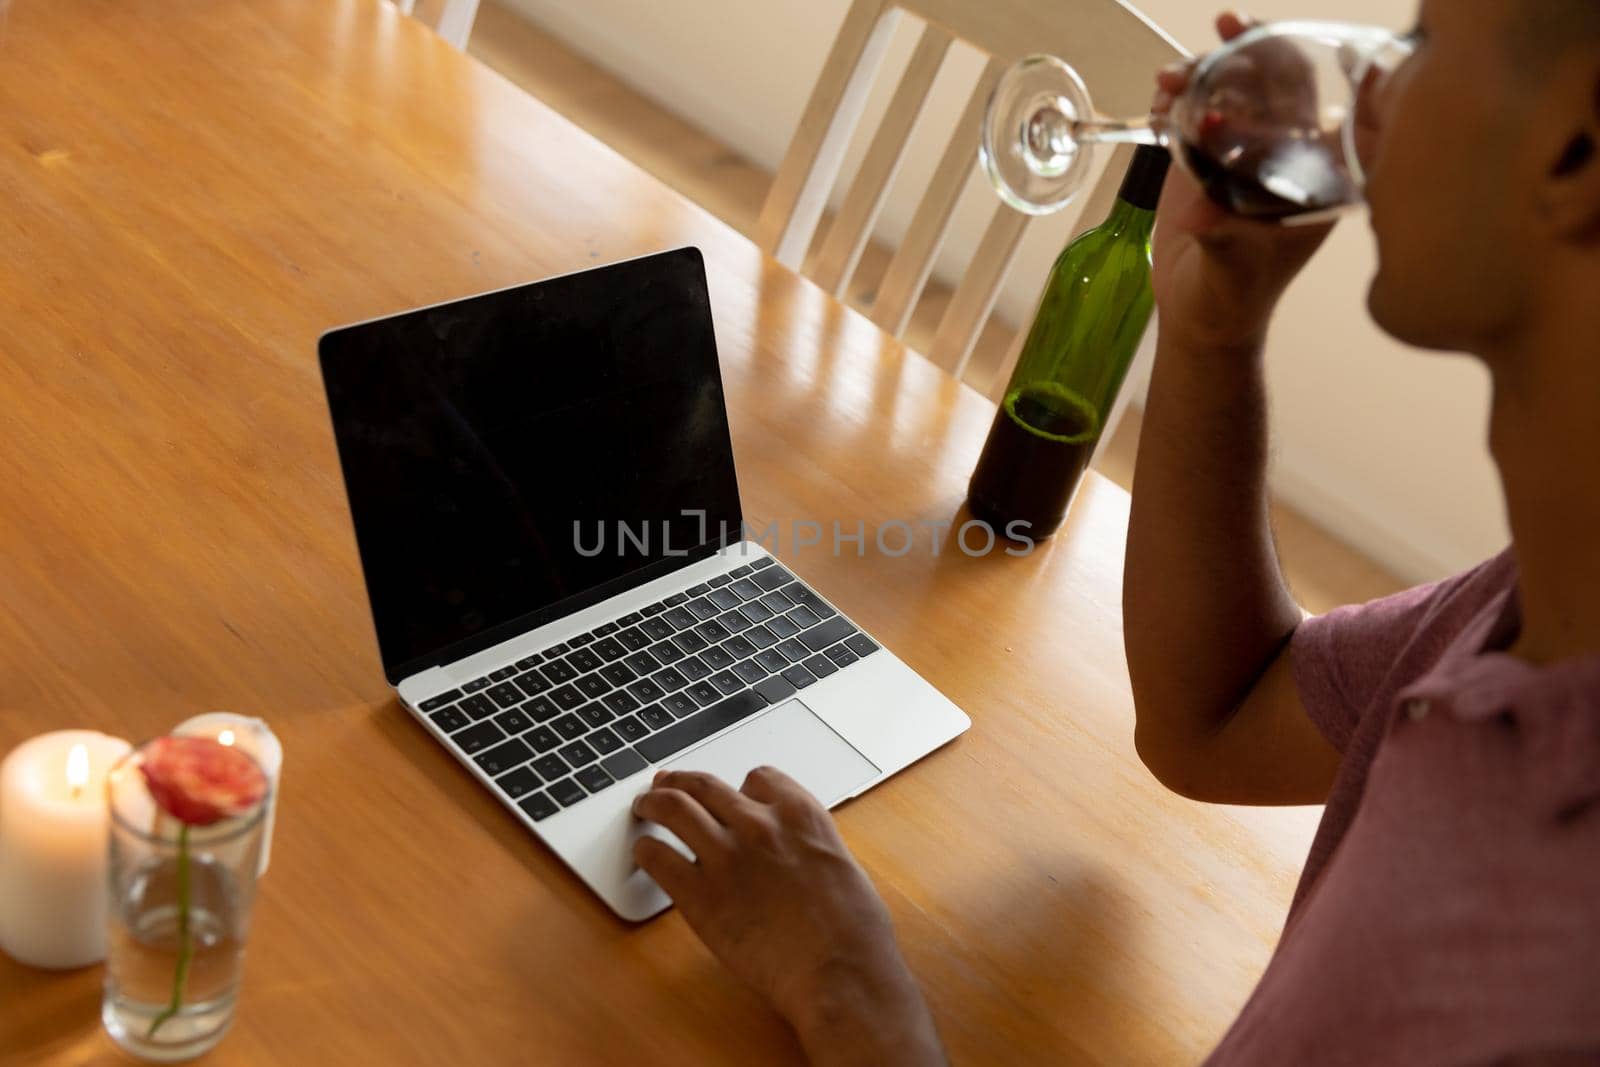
[174,714,282,875]
[0,730,132,969]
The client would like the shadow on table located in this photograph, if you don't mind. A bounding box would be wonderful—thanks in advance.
[0,962,107,1063]
[925,857,1147,1063]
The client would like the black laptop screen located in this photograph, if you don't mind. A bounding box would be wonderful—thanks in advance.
[319,248,742,682]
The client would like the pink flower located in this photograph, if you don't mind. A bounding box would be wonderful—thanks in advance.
[139,736,267,827]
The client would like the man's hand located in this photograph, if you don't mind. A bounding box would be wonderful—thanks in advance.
[632,766,946,1067]
[1151,12,1336,352]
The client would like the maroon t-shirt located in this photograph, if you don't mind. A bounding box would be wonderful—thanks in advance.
[1204,549,1600,1064]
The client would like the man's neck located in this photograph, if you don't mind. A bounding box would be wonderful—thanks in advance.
[1486,298,1600,666]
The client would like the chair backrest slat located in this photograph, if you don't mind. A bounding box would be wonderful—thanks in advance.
[913,0,1182,116]
[433,0,481,51]
[869,55,1001,340]
[402,0,481,50]
[811,22,952,297]
[927,204,1028,377]
[756,0,896,268]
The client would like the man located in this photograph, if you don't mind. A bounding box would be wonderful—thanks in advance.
[630,2,1600,1062]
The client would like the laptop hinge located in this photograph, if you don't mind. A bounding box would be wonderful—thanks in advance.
[397,666,458,709]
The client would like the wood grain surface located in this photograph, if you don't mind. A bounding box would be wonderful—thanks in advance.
[0,1,1319,1062]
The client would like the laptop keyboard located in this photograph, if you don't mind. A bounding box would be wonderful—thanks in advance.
[414,557,881,823]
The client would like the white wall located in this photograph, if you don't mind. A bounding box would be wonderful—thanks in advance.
[496,0,1510,584]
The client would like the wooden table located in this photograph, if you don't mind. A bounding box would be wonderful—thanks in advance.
[0,1,1321,1062]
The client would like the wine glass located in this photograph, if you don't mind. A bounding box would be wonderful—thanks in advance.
[979,21,1417,223]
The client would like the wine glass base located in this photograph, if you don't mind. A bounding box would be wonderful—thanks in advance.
[980,55,1096,216]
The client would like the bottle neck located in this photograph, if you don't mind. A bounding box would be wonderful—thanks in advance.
[1099,196,1157,241]
[1101,143,1168,241]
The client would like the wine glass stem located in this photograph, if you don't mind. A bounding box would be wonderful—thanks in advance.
[1074,116,1165,148]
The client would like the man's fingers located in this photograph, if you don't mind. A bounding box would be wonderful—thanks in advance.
[633,834,699,901]
[1156,11,1260,117]
[740,764,813,807]
[1156,64,1192,94]
[1158,162,1234,238]
[1153,65,1185,118]
[651,769,758,828]
[633,787,732,860]
[1217,11,1255,41]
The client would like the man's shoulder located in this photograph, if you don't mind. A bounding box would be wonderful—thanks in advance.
[1290,547,1517,750]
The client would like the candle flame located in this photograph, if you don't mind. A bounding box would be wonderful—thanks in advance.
[66,743,89,797]
[218,729,236,747]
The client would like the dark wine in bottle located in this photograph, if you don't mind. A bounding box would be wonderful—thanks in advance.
[967,383,1099,536]
[968,145,1169,540]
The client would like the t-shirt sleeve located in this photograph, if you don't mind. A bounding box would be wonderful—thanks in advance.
[1289,552,1512,751]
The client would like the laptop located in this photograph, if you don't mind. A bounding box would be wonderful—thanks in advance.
[318,247,970,920]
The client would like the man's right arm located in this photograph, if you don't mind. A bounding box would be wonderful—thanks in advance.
[1122,13,1343,806]
[1124,327,1338,806]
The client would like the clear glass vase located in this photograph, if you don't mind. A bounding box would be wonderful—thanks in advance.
[102,741,268,1062]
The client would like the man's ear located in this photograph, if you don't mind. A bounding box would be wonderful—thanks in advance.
[1539,67,1600,240]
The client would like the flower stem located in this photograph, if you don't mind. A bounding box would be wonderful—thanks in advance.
[147,823,192,1038]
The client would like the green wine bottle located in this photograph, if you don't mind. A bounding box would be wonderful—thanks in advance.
[968,144,1169,540]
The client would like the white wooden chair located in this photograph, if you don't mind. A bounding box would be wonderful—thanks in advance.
[758,0,1184,386]
[398,0,482,51]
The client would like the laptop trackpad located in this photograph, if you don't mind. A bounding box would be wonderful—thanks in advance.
[661,698,879,809]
